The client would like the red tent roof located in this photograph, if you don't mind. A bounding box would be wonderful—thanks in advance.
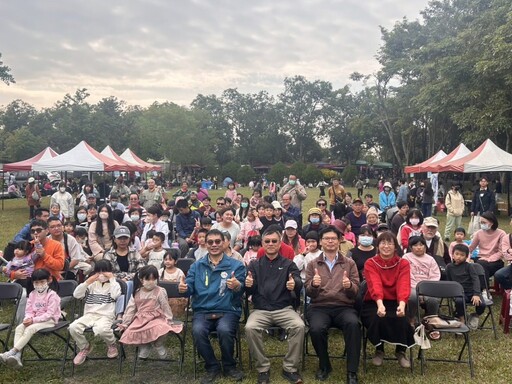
[120,149,162,171]
[424,144,471,173]
[3,147,59,171]
[404,150,447,174]
[100,146,146,172]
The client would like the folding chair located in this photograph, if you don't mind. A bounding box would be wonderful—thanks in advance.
[23,280,78,375]
[176,258,194,276]
[0,283,23,352]
[192,296,244,378]
[470,263,497,339]
[129,281,188,376]
[69,279,128,375]
[416,280,474,378]
[302,293,347,370]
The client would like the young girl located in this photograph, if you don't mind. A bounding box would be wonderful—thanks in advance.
[235,197,251,223]
[399,209,424,251]
[249,190,262,208]
[159,249,185,282]
[237,208,263,248]
[117,265,183,359]
[242,235,262,266]
[3,241,36,287]
[224,182,237,202]
[64,220,75,236]
[341,218,356,246]
[0,269,61,367]
[294,231,322,282]
[449,227,477,260]
[69,260,122,365]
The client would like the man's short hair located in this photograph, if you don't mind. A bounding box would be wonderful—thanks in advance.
[47,216,63,225]
[34,208,50,217]
[397,201,409,209]
[152,232,165,242]
[176,199,189,209]
[206,229,225,241]
[319,226,342,240]
[30,219,48,229]
[453,243,469,257]
[262,225,283,239]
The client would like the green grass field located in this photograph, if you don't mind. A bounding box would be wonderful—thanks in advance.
[1,187,511,383]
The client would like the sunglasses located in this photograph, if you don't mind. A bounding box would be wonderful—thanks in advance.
[206,239,223,245]
[31,228,44,234]
[317,203,326,206]
[263,239,279,244]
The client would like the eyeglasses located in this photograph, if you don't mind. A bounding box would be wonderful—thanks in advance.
[317,203,326,206]
[31,228,44,234]
[322,237,338,242]
[263,239,279,244]
[206,239,223,245]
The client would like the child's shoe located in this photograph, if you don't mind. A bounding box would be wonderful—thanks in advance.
[0,349,17,363]
[154,345,167,359]
[6,352,23,368]
[73,344,93,365]
[107,343,118,359]
[138,344,151,359]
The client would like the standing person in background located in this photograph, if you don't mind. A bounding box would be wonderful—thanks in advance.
[444,183,465,241]
[396,179,409,203]
[378,182,396,223]
[355,178,364,198]
[140,179,164,210]
[278,175,307,226]
[470,176,496,217]
[328,178,346,212]
[421,180,434,218]
[25,177,41,219]
[51,182,74,220]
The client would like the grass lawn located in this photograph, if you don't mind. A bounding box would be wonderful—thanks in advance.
[1,186,511,383]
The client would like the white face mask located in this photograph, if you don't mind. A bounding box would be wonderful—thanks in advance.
[410,218,420,226]
[130,215,140,222]
[34,283,48,293]
[480,223,490,231]
[99,212,109,220]
[359,236,374,247]
[77,213,87,222]
[97,273,109,283]
[143,280,157,290]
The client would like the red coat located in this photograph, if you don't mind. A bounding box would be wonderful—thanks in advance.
[364,254,410,303]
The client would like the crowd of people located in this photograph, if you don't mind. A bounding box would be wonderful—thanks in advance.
[0,173,511,384]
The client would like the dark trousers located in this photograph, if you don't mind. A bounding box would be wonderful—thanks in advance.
[476,259,504,287]
[192,312,240,373]
[29,204,40,219]
[306,306,361,373]
[454,294,486,318]
[494,265,512,290]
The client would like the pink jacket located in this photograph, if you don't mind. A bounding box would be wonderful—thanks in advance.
[25,289,61,324]
[469,229,510,262]
[403,252,441,289]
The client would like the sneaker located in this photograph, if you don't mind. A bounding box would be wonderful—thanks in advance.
[138,344,151,359]
[224,367,244,381]
[0,349,17,363]
[73,344,93,365]
[107,343,118,359]
[372,350,384,366]
[258,370,271,384]
[200,370,220,384]
[468,314,480,330]
[6,352,23,368]
[282,370,303,384]
[154,345,167,359]
[395,352,410,368]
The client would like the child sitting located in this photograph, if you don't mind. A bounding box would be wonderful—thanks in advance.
[259,203,276,234]
[294,231,322,283]
[0,269,61,367]
[446,244,486,330]
[3,241,36,288]
[63,220,75,236]
[69,260,122,365]
[249,190,262,209]
[186,228,209,260]
[117,265,183,359]
[242,235,262,266]
[449,227,477,260]
[159,249,185,282]
[146,232,167,269]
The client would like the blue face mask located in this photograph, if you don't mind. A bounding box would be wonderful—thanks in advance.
[310,217,320,224]
[359,236,373,247]
[241,202,249,208]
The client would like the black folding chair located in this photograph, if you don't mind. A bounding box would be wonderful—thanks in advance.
[0,283,23,352]
[470,263,497,339]
[129,281,188,376]
[23,280,78,375]
[416,280,474,378]
[176,258,194,276]
[69,279,128,375]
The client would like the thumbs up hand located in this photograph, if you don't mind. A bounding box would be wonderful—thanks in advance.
[227,271,240,290]
[178,275,188,293]
[312,268,321,288]
[286,273,295,291]
[342,270,351,289]
[245,271,254,288]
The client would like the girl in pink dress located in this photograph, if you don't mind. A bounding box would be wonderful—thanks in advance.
[118,265,183,359]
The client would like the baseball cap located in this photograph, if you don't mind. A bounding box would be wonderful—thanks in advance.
[285,220,298,229]
[114,226,131,238]
[423,217,439,228]
[28,177,35,183]
[271,201,283,210]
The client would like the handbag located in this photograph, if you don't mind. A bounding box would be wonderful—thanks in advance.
[31,190,40,200]
[421,314,462,331]
[414,324,431,350]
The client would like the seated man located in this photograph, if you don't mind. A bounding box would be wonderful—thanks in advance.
[245,226,305,384]
[179,229,246,384]
[305,226,360,384]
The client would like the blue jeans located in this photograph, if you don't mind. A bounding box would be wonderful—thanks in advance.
[494,265,512,290]
[192,312,240,373]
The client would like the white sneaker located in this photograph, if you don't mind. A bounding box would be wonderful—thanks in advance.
[154,345,167,359]
[6,352,23,368]
[138,344,151,359]
[482,290,492,305]
[0,349,16,363]
[468,314,480,330]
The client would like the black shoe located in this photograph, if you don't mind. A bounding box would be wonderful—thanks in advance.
[224,367,244,381]
[200,370,221,384]
[347,371,358,384]
[258,370,271,384]
[282,370,303,384]
[315,367,332,381]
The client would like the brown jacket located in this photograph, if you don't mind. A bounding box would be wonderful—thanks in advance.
[305,253,360,307]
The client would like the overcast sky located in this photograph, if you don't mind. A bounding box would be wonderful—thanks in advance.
[1,0,429,109]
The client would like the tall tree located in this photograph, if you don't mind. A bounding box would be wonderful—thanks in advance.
[0,52,15,85]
